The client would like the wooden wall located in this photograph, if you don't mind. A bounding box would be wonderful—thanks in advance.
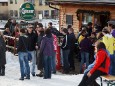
[59,4,115,35]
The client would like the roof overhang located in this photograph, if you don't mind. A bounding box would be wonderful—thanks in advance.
[48,1,115,6]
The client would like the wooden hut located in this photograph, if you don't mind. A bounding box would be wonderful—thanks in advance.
[48,0,115,34]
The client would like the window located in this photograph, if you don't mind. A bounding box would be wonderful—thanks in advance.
[44,10,49,17]
[14,10,18,17]
[66,15,73,25]
[10,10,13,16]
[38,11,43,15]
[15,0,17,4]
[51,10,59,19]
[51,10,55,19]
[82,13,92,25]
[39,0,42,5]
[38,11,43,19]
[27,0,34,4]
[10,0,13,4]
[2,3,8,6]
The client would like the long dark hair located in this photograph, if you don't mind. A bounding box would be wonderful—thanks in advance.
[45,28,52,38]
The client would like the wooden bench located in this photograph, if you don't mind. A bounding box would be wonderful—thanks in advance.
[100,75,115,86]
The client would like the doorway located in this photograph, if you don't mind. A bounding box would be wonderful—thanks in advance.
[100,14,108,29]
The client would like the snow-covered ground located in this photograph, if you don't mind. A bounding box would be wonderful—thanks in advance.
[0,51,106,86]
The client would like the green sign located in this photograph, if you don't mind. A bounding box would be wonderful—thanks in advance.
[20,2,35,20]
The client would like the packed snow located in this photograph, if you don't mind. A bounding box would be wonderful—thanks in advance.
[0,51,107,86]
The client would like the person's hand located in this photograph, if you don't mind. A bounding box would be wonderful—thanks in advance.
[35,45,38,49]
[87,72,91,77]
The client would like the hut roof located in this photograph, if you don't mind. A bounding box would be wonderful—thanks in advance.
[48,0,115,6]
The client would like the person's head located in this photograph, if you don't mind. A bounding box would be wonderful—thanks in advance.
[68,28,74,34]
[48,22,52,28]
[8,18,11,22]
[20,29,26,35]
[12,19,16,23]
[81,29,87,36]
[91,32,96,38]
[61,28,68,35]
[45,28,51,36]
[108,20,115,31]
[27,24,33,33]
[37,28,44,36]
[36,23,43,31]
[5,28,10,32]
[84,33,89,38]
[67,25,72,29]
[102,27,110,34]
[87,22,92,28]
[94,25,99,32]
[96,32,104,40]
[95,41,106,52]
[112,25,115,29]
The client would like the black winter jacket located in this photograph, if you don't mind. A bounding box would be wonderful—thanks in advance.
[17,35,29,52]
[0,36,6,66]
[27,32,37,51]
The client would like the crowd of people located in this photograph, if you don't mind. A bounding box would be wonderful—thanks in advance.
[0,18,115,85]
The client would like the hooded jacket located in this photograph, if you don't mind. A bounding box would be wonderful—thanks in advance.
[40,34,54,56]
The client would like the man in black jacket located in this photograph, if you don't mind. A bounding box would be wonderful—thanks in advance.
[17,29,30,80]
[27,24,37,76]
[68,28,76,72]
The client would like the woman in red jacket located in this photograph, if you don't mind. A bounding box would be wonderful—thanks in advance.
[78,41,110,86]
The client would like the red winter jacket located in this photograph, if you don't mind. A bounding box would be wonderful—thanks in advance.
[89,49,110,75]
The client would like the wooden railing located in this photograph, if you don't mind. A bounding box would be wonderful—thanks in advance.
[4,35,18,55]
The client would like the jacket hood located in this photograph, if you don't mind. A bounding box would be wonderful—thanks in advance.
[46,33,52,38]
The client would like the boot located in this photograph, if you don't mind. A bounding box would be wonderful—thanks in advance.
[0,66,1,76]
[36,70,43,77]
[1,66,5,76]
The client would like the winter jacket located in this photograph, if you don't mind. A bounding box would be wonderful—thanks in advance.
[87,27,92,37]
[37,31,44,49]
[40,34,54,56]
[27,32,37,51]
[78,35,85,44]
[89,49,110,75]
[36,31,44,70]
[4,22,12,29]
[0,36,6,66]
[52,34,58,51]
[111,29,115,38]
[79,37,92,53]
[61,34,70,50]
[68,33,76,50]
[84,49,110,74]
[17,35,29,52]
[3,31,11,36]
[102,34,115,54]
